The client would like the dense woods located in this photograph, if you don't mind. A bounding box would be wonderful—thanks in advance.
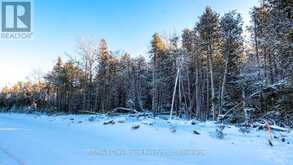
[1,0,292,124]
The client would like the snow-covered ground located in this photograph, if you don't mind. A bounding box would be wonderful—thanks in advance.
[0,113,292,165]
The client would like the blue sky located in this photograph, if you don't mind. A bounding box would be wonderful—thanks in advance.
[0,0,258,88]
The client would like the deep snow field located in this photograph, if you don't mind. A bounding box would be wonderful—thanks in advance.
[0,112,292,165]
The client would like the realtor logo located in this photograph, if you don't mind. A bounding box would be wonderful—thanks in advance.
[1,1,31,32]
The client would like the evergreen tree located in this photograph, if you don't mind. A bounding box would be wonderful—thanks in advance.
[219,11,244,115]
[149,33,167,113]
[197,7,221,120]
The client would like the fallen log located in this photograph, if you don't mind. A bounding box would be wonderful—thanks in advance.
[112,107,138,114]
[131,124,140,130]
[255,122,289,132]
[77,111,97,114]
[103,120,115,125]
[193,130,200,135]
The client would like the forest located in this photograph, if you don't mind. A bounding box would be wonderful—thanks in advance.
[0,0,292,126]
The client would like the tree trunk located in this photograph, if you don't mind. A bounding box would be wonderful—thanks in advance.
[219,37,230,117]
[152,56,157,113]
[208,44,216,120]
[170,68,179,120]
[195,51,200,119]
[220,58,228,117]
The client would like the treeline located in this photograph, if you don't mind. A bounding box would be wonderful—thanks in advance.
[1,1,292,121]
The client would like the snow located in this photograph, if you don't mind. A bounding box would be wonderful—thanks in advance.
[0,113,292,165]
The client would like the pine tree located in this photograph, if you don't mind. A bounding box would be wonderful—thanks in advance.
[96,39,112,112]
[45,57,84,113]
[45,57,64,112]
[219,10,244,115]
[149,33,167,113]
[182,29,195,117]
[197,7,221,120]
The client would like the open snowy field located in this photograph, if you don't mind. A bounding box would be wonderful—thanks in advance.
[0,113,292,165]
